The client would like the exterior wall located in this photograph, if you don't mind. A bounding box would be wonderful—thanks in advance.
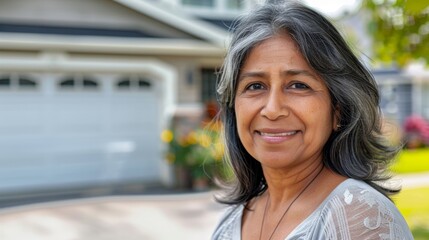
[161,57,222,103]
[408,65,429,120]
[423,82,429,119]
[376,72,429,127]
[377,75,405,124]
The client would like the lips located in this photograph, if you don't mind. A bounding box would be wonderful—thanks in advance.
[256,129,299,143]
[259,131,298,137]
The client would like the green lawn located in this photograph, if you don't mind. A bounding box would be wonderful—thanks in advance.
[394,187,429,240]
[391,148,429,239]
[391,148,429,174]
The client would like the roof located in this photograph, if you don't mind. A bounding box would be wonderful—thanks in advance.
[0,22,160,38]
[113,0,229,46]
[0,0,230,55]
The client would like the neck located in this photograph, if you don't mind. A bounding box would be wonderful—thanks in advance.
[263,162,324,208]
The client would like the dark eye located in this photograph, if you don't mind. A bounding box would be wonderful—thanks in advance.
[290,83,309,89]
[247,83,265,90]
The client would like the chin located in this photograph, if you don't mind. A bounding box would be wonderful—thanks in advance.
[255,154,296,168]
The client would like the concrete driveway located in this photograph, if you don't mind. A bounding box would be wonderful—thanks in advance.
[1,173,428,240]
[0,191,226,240]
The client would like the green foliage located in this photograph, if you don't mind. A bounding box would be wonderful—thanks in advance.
[412,226,429,240]
[161,122,225,180]
[363,0,429,66]
[391,148,429,173]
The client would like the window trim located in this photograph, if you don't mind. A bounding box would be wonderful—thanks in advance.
[116,76,152,91]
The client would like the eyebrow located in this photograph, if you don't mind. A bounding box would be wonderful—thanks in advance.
[283,69,318,79]
[238,72,267,81]
[238,69,319,82]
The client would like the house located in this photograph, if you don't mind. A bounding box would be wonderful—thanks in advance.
[0,0,243,196]
[376,64,429,126]
[1,0,427,198]
[338,9,429,128]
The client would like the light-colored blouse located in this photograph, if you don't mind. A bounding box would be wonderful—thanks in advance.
[212,179,413,240]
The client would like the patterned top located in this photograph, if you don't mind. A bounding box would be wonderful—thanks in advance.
[212,179,413,240]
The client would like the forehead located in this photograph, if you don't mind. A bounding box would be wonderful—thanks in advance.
[256,33,299,52]
[240,34,315,75]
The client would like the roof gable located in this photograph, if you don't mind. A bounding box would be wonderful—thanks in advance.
[0,0,229,45]
[114,0,229,46]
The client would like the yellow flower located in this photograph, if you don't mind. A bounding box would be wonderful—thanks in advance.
[207,121,222,132]
[179,136,189,147]
[186,131,198,145]
[161,130,174,143]
[212,142,224,161]
[198,133,212,148]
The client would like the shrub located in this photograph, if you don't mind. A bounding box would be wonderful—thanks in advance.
[161,121,226,188]
[403,115,429,148]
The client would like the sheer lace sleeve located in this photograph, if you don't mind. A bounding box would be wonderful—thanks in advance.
[314,182,413,240]
[211,204,243,240]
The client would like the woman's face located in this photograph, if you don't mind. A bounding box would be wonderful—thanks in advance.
[234,34,337,171]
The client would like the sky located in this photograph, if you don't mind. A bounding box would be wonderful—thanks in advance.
[301,0,361,18]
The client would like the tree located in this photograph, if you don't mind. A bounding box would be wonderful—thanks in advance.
[363,0,429,67]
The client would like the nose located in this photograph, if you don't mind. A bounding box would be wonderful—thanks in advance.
[260,89,289,120]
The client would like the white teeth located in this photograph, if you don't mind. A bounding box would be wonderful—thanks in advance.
[260,131,297,137]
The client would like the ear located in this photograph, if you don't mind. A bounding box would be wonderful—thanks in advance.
[333,105,341,131]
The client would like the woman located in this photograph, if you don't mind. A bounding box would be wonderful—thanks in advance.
[212,2,413,240]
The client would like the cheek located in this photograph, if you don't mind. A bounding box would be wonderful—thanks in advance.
[234,102,245,135]
[234,99,249,122]
[234,100,254,143]
[300,99,334,134]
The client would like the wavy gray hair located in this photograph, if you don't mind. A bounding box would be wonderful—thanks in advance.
[216,1,399,204]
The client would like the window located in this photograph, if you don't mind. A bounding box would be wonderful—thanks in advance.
[138,80,151,88]
[117,80,131,88]
[0,77,11,87]
[0,75,37,90]
[58,76,99,90]
[59,79,75,88]
[83,79,98,88]
[201,68,218,102]
[116,76,152,90]
[182,0,214,7]
[19,78,37,87]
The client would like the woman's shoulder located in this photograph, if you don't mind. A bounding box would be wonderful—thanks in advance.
[211,204,243,240]
[321,178,399,212]
[310,178,413,239]
[323,178,391,205]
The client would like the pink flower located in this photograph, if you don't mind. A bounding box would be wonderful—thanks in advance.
[404,115,429,145]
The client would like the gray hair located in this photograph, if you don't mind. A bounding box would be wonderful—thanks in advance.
[216,2,399,204]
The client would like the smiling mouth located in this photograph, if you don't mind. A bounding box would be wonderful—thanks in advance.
[258,131,298,136]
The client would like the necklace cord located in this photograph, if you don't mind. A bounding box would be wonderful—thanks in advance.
[260,166,324,240]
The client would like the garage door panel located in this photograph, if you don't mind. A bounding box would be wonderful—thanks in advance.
[0,103,45,134]
[0,138,159,192]
[51,103,104,125]
[0,76,163,194]
[0,136,161,185]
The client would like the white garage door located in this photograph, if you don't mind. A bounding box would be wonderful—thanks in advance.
[0,74,162,194]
